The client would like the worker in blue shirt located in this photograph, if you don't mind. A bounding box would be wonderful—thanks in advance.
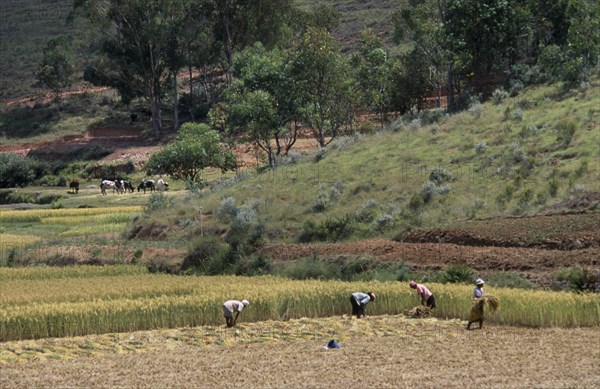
[350,292,376,318]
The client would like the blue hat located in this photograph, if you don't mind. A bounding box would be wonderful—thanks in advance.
[325,340,340,349]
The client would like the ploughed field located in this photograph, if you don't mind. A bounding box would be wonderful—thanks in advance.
[262,211,600,288]
[1,316,599,388]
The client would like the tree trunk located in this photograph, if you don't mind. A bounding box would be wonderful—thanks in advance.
[173,71,180,130]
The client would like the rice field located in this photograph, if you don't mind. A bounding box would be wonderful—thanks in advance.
[1,266,598,341]
[1,316,599,388]
[0,206,143,259]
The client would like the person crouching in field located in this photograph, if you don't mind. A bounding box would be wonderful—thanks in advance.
[223,299,249,327]
[409,281,436,308]
[350,292,376,318]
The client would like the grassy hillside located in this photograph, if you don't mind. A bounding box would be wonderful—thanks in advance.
[144,80,599,244]
[296,0,398,52]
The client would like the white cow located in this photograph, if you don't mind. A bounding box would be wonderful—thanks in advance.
[100,180,122,195]
[156,178,169,192]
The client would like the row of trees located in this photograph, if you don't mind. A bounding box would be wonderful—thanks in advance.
[34,0,599,175]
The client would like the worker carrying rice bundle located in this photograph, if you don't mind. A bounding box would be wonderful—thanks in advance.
[467,279,499,330]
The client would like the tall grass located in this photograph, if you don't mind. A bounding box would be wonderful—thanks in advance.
[1,271,598,341]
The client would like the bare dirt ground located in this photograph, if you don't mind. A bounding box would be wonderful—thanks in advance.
[261,239,599,287]
[1,316,598,388]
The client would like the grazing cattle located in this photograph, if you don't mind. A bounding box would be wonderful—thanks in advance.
[101,180,122,195]
[69,180,79,194]
[121,180,135,193]
[156,178,169,192]
[137,179,155,193]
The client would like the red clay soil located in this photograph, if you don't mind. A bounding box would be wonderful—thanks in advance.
[260,238,599,286]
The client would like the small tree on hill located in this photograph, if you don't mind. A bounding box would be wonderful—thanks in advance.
[145,123,236,183]
[34,36,74,111]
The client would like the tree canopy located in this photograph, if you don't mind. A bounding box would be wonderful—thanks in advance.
[145,123,236,182]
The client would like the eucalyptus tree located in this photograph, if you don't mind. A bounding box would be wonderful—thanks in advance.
[75,0,190,139]
[287,27,354,147]
[207,0,295,84]
[351,30,392,126]
[392,0,450,109]
[219,43,301,167]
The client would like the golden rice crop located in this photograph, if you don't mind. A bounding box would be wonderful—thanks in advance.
[0,271,598,341]
[42,213,138,225]
[59,223,128,237]
[0,264,148,281]
[0,234,41,249]
[0,206,143,223]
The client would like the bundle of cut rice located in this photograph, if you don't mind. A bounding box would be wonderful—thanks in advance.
[469,296,500,322]
[405,305,432,318]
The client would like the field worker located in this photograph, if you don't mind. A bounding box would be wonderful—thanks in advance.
[350,292,376,318]
[223,299,249,327]
[409,281,436,308]
[473,279,485,299]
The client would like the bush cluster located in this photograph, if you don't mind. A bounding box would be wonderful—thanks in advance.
[0,153,48,188]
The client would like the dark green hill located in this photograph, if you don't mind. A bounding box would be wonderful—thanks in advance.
[0,0,77,99]
[0,0,398,100]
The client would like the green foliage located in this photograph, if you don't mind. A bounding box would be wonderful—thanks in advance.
[297,215,354,243]
[0,153,48,188]
[288,27,355,147]
[556,120,577,147]
[225,205,266,254]
[34,35,74,100]
[145,123,236,182]
[440,264,475,284]
[145,193,174,212]
[555,266,599,292]
[487,272,532,289]
[181,235,229,273]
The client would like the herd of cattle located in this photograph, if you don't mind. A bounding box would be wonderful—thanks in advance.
[68,178,169,195]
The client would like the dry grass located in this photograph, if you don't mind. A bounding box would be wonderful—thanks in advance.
[1,315,598,388]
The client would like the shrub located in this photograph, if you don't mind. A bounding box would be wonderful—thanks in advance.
[440,264,475,284]
[548,179,559,197]
[226,205,265,253]
[408,193,425,211]
[491,88,509,104]
[297,215,354,243]
[468,103,484,119]
[181,235,230,273]
[0,153,48,188]
[556,120,577,146]
[428,168,454,185]
[355,120,377,134]
[419,182,451,203]
[355,199,378,223]
[312,190,330,212]
[513,108,524,121]
[0,189,34,204]
[145,193,174,211]
[475,142,487,154]
[555,266,599,292]
[234,255,273,276]
[217,196,238,222]
[370,213,394,232]
[487,272,532,289]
